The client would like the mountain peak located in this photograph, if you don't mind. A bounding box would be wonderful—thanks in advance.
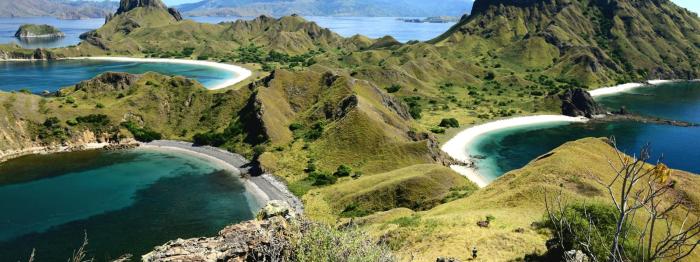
[114,0,183,21]
[117,0,168,14]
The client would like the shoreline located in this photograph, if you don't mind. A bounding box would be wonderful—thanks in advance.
[68,57,253,90]
[142,140,304,214]
[0,142,110,164]
[441,115,588,188]
[0,57,253,90]
[441,79,687,188]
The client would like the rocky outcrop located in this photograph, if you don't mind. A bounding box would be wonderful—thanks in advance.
[116,0,167,14]
[143,201,296,262]
[114,0,183,21]
[0,47,57,60]
[72,72,142,95]
[0,129,135,164]
[559,88,606,118]
[14,24,65,38]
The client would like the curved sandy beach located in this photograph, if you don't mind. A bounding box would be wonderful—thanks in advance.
[442,79,684,188]
[141,140,304,214]
[69,57,253,90]
[441,115,588,187]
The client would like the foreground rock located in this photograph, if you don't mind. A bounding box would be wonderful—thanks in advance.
[142,201,296,262]
[14,24,65,38]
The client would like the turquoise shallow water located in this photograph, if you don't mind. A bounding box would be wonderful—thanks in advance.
[469,82,700,181]
[0,59,236,92]
[0,149,259,261]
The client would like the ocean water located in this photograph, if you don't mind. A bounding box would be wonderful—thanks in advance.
[0,149,259,261]
[0,17,104,49]
[0,16,454,49]
[0,59,236,92]
[469,82,700,181]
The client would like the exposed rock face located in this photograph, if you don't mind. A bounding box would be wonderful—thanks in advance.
[168,7,184,21]
[115,0,183,21]
[14,24,65,38]
[559,88,606,118]
[73,72,142,94]
[116,0,167,14]
[0,47,57,60]
[143,201,296,262]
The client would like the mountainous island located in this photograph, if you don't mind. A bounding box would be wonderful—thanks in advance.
[177,0,474,17]
[0,0,117,19]
[1,0,700,261]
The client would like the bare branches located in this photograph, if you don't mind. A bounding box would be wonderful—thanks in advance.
[545,137,700,262]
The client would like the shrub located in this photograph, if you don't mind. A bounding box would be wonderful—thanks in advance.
[76,114,110,126]
[304,122,325,141]
[485,71,496,80]
[291,221,394,262]
[386,84,402,93]
[334,165,353,177]
[310,171,337,186]
[439,118,460,128]
[430,127,445,134]
[541,203,637,260]
[122,121,162,142]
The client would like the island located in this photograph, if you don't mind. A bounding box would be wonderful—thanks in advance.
[399,16,460,23]
[14,24,65,39]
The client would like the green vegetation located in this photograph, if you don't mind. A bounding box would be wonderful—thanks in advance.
[438,118,459,128]
[121,121,162,142]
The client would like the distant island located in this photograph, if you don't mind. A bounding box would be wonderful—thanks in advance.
[0,0,116,19]
[15,24,65,38]
[178,0,473,17]
[399,16,461,23]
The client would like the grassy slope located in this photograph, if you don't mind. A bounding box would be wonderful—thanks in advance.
[357,138,700,261]
[0,72,252,153]
[304,164,478,224]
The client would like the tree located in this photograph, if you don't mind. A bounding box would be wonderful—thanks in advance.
[334,165,352,177]
[544,138,700,261]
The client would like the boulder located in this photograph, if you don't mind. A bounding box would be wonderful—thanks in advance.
[564,250,590,262]
[559,88,606,118]
[256,200,295,220]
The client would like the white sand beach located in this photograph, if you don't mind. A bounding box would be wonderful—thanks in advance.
[442,79,694,187]
[441,115,588,187]
[70,57,253,90]
[589,79,683,97]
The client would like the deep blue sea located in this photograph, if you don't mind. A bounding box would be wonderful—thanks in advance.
[470,82,700,182]
[0,17,103,49]
[0,149,259,261]
[0,59,236,92]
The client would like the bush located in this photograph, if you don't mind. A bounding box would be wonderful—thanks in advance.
[439,118,460,128]
[485,71,496,80]
[304,122,325,141]
[291,221,395,262]
[310,171,337,186]
[430,127,445,134]
[386,84,402,93]
[334,165,353,177]
[76,114,110,126]
[122,122,162,142]
[541,203,637,260]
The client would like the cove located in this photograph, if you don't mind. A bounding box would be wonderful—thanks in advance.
[468,82,700,182]
[0,58,240,92]
[0,148,260,261]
